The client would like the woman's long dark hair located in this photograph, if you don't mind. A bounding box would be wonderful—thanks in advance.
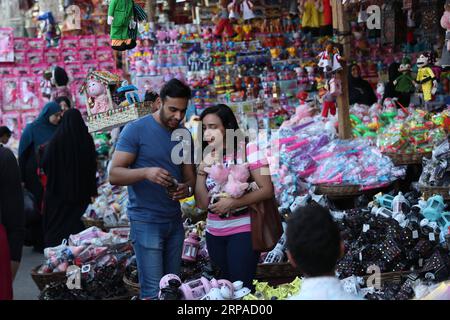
[199,104,247,162]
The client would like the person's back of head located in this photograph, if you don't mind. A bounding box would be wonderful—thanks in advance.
[0,126,12,144]
[286,203,342,277]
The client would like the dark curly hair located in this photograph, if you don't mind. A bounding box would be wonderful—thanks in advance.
[286,203,341,276]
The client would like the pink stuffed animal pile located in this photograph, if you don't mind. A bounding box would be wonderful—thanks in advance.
[205,163,250,198]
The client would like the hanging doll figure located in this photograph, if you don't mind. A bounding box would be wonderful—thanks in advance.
[228,0,240,22]
[439,0,450,69]
[108,0,137,51]
[37,12,61,48]
[416,52,438,104]
[301,0,320,36]
[241,0,256,21]
[322,73,341,118]
[213,0,235,39]
[393,57,415,107]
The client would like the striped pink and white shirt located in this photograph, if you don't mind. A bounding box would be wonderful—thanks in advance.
[206,142,268,237]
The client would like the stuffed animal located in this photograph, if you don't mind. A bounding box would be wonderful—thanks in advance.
[416,52,438,103]
[107,0,137,51]
[440,0,450,69]
[86,79,110,114]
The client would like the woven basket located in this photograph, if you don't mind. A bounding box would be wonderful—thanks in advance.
[419,184,450,200]
[314,184,362,198]
[123,275,140,297]
[31,265,67,291]
[255,263,298,280]
[86,102,152,133]
[81,217,106,231]
[384,152,431,166]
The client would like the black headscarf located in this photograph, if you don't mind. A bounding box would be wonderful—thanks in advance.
[383,62,401,102]
[55,96,71,109]
[348,64,377,106]
[43,109,97,204]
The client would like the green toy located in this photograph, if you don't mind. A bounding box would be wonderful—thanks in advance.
[107,0,139,51]
[394,57,415,94]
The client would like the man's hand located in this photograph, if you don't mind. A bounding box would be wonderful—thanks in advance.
[169,183,191,201]
[209,197,235,216]
[145,167,173,187]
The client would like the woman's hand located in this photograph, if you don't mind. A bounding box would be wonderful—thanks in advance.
[209,197,236,215]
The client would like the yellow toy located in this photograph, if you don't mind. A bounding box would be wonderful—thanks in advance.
[416,52,438,102]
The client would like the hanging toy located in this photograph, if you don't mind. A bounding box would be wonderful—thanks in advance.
[322,73,341,118]
[108,0,147,51]
[37,12,61,48]
[416,52,438,104]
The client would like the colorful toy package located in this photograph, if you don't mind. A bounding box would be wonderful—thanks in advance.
[1,76,20,111]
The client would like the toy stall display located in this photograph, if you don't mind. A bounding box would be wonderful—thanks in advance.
[0,34,118,137]
[80,70,152,133]
[32,227,133,300]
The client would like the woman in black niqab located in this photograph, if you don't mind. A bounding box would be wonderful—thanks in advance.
[42,109,98,247]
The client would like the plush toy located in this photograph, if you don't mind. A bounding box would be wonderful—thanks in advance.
[107,0,136,51]
[376,82,385,104]
[37,12,61,48]
[156,29,168,44]
[40,69,53,100]
[416,52,438,103]
[440,0,450,69]
[86,78,110,114]
[168,28,179,44]
[394,57,415,95]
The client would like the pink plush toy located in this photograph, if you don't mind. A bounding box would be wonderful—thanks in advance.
[224,175,249,198]
[168,29,179,44]
[86,79,109,114]
[205,164,229,185]
[156,30,167,44]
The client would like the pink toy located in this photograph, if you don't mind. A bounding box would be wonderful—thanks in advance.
[181,232,200,262]
[168,29,179,44]
[223,175,249,198]
[179,277,212,300]
[135,59,146,76]
[156,30,167,44]
[86,78,109,114]
[205,164,229,185]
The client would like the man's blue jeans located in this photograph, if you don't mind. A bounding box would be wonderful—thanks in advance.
[130,219,184,299]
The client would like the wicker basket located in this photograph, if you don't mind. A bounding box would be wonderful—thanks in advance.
[384,152,431,166]
[123,275,140,297]
[314,184,362,198]
[255,263,298,281]
[31,265,67,291]
[81,217,106,230]
[419,184,450,200]
[86,102,152,133]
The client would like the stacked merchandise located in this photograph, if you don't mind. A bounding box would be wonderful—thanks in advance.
[0,34,117,138]
[264,117,405,213]
[83,183,129,229]
[35,227,132,300]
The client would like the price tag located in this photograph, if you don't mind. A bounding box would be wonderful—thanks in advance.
[359,252,363,261]
[429,233,435,242]
[419,259,423,267]
[363,224,370,233]
[412,230,419,239]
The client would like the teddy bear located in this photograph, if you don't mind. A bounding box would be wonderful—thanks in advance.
[86,79,110,115]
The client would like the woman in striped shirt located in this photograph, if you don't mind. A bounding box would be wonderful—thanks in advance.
[195,104,274,289]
